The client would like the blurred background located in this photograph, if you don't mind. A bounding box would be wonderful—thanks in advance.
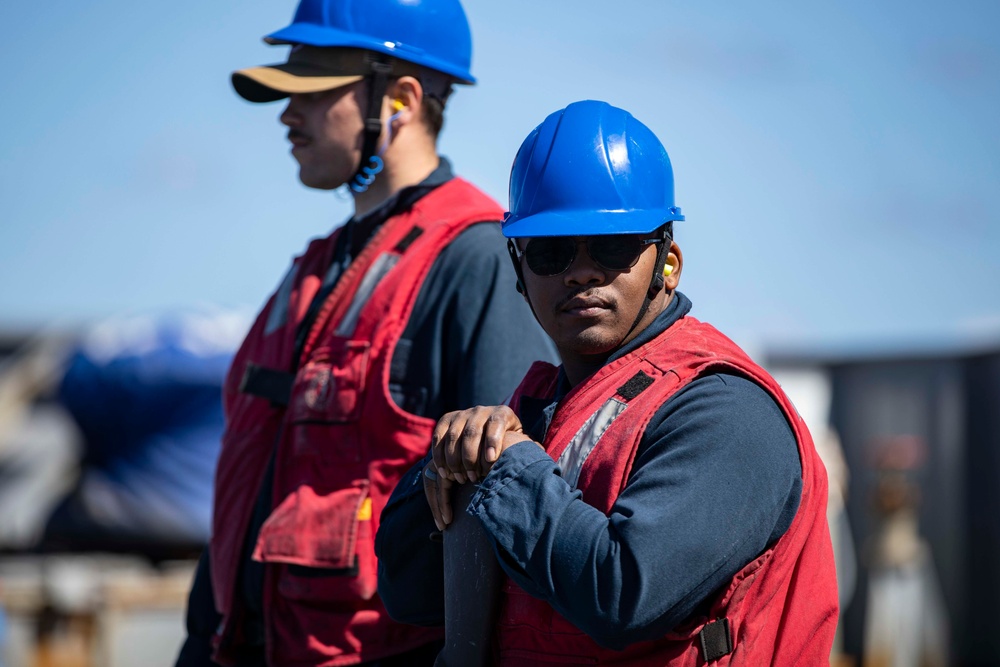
[1,0,997,665]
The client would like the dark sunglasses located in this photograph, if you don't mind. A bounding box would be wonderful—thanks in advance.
[516,234,665,276]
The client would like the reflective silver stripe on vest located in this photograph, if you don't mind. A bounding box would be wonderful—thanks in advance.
[556,397,629,488]
[334,252,401,337]
[265,264,300,335]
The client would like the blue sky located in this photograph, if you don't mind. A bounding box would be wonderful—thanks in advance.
[2,0,998,355]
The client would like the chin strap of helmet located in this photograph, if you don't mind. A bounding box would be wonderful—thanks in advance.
[619,225,673,345]
[349,57,394,193]
[507,239,540,324]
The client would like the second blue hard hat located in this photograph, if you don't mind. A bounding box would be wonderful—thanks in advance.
[502,101,685,239]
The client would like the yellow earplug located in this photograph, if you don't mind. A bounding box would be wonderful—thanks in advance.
[392,99,405,112]
[663,264,673,277]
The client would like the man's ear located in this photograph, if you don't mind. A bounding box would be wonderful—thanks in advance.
[384,76,423,125]
[664,241,683,290]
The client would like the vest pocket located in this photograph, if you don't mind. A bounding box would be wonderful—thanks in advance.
[252,480,378,602]
[288,339,371,464]
[289,340,371,424]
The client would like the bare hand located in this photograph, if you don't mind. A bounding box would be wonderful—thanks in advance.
[423,405,539,529]
[431,405,530,484]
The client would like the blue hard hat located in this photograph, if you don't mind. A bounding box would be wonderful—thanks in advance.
[264,0,475,84]
[502,100,685,238]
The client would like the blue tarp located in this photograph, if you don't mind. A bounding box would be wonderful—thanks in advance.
[53,311,244,546]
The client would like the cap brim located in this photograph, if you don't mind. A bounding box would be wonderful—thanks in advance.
[501,209,684,238]
[232,64,364,103]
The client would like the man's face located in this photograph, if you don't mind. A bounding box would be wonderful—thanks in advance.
[279,81,366,190]
[518,236,676,360]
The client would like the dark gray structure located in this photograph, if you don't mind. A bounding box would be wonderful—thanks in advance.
[768,342,1000,666]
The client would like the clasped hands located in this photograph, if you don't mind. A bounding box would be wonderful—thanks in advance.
[423,405,540,531]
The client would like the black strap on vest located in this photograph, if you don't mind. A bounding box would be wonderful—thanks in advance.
[394,226,424,252]
[615,371,654,401]
[239,363,294,408]
[699,618,733,662]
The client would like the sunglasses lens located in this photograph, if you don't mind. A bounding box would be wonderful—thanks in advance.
[524,238,576,276]
[589,236,645,271]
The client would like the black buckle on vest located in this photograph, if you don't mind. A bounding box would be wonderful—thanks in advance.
[239,362,294,408]
[699,618,733,662]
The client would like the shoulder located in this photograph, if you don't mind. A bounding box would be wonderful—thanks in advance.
[431,177,503,215]
[673,372,787,414]
[439,221,507,257]
[633,371,802,526]
[406,221,523,327]
[642,372,798,464]
[425,222,510,283]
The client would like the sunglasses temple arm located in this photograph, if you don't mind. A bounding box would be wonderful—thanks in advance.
[506,239,528,296]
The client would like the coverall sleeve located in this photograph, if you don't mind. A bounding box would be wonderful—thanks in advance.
[174,550,223,667]
[376,452,444,625]
[466,374,802,649]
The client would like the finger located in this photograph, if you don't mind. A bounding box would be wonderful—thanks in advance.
[483,407,521,468]
[485,406,524,466]
[481,411,508,474]
[444,416,470,483]
[438,471,454,527]
[423,464,445,531]
[459,408,490,483]
[431,413,457,482]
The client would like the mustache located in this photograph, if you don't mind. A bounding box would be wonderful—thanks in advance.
[556,288,615,312]
[287,129,309,143]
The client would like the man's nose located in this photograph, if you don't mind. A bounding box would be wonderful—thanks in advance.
[564,240,605,286]
[279,98,300,127]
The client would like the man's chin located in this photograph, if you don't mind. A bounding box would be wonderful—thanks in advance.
[296,168,346,191]
[558,330,622,358]
[299,163,350,190]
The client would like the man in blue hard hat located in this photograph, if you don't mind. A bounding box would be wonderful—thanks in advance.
[174,1,555,665]
[376,101,838,665]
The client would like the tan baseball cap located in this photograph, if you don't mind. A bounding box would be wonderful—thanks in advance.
[232,46,378,103]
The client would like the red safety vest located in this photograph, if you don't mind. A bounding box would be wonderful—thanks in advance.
[209,178,503,666]
[501,316,838,666]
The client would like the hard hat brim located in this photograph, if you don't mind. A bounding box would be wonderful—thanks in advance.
[265,23,476,85]
[501,209,684,239]
[232,65,365,103]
